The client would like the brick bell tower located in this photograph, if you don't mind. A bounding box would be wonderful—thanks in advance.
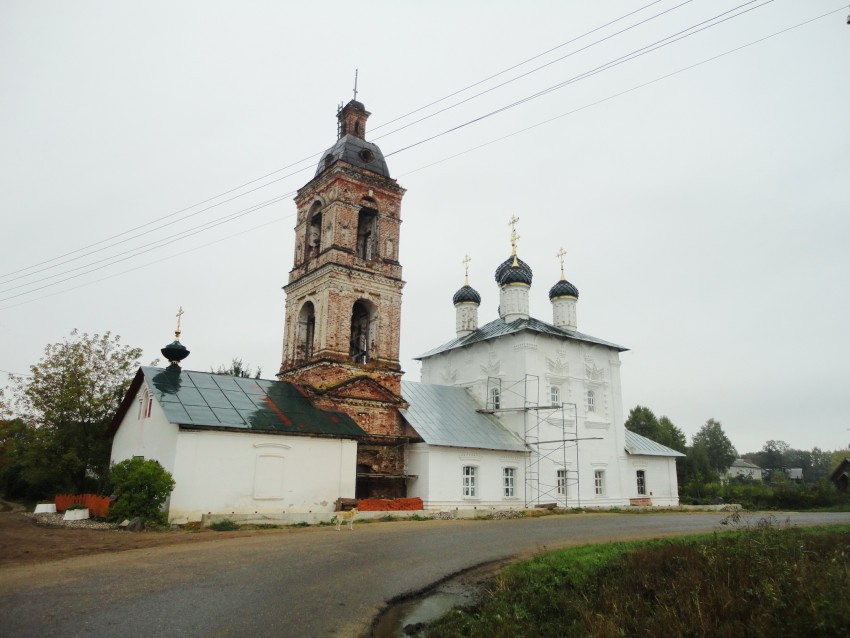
[278,98,413,499]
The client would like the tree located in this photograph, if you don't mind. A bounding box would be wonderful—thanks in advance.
[5,330,142,495]
[624,406,660,439]
[657,416,687,453]
[760,439,791,470]
[691,418,737,477]
[213,358,262,379]
[108,458,175,524]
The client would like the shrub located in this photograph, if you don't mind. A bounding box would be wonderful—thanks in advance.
[209,519,240,531]
[107,458,175,525]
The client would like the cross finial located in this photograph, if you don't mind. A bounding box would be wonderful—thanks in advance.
[175,306,184,339]
[462,254,471,285]
[353,69,359,101]
[556,247,567,280]
[508,216,520,265]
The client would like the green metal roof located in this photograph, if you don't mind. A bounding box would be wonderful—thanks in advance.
[140,366,365,437]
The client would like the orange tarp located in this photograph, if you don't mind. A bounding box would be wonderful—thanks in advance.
[357,497,423,512]
[55,494,111,518]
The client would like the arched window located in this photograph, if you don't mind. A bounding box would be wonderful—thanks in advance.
[489,387,501,410]
[550,386,560,406]
[306,202,323,261]
[350,300,376,363]
[297,302,316,361]
[356,205,378,260]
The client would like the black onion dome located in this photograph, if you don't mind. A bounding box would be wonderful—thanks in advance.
[495,256,533,286]
[161,340,190,367]
[549,278,579,300]
[453,284,481,305]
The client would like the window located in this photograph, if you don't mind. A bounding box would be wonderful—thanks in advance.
[298,302,316,361]
[349,300,375,364]
[139,389,152,420]
[586,389,595,413]
[550,386,560,406]
[306,205,322,260]
[503,467,516,498]
[636,470,646,495]
[356,208,378,259]
[489,387,501,410]
[557,469,567,496]
[594,470,605,496]
[463,466,477,497]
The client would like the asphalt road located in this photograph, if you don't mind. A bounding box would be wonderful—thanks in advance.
[2,510,849,637]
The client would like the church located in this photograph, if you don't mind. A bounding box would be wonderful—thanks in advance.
[109,98,683,522]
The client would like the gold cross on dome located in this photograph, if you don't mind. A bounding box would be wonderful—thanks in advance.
[557,247,567,280]
[508,215,520,264]
[462,254,471,285]
[175,306,184,339]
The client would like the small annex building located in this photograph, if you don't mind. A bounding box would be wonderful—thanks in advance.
[108,366,365,522]
[725,458,764,482]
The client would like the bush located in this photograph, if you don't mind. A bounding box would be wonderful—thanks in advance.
[209,519,240,531]
[107,458,175,525]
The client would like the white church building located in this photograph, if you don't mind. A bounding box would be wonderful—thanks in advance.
[109,98,683,522]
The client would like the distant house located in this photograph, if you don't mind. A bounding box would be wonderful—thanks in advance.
[830,458,850,492]
[725,458,764,482]
[784,468,804,482]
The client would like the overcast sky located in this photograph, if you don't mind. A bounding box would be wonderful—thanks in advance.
[2,1,848,455]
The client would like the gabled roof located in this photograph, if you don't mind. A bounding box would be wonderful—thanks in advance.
[624,429,686,457]
[109,367,365,438]
[730,458,762,470]
[400,381,527,453]
[415,316,627,359]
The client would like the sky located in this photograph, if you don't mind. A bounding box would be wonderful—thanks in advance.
[2,1,848,455]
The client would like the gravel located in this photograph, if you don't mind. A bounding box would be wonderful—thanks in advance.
[25,512,115,530]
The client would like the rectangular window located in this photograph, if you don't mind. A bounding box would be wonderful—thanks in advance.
[550,386,560,406]
[594,470,604,496]
[636,470,646,496]
[586,389,595,413]
[503,467,515,498]
[463,466,477,498]
[557,469,567,496]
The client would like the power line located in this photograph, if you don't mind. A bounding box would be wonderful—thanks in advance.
[0,1,690,284]
[0,2,837,305]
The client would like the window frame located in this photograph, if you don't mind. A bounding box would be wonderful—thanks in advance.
[636,469,647,496]
[550,386,560,406]
[586,389,595,413]
[594,469,605,496]
[462,465,478,498]
[503,467,516,498]
[556,468,567,496]
[489,387,501,410]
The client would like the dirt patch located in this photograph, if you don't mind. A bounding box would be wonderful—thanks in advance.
[0,509,259,568]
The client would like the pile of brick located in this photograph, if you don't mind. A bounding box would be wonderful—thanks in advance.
[357,497,424,511]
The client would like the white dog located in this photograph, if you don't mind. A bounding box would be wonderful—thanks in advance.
[335,507,358,531]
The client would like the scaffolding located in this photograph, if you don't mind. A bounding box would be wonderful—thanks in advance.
[483,375,582,508]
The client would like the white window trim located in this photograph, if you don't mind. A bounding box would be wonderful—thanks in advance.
[636,469,647,496]
[462,465,479,499]
[556,468,567,496]
[503,466,517,499]
[593,469,605,497]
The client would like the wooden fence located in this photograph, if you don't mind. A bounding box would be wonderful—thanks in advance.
[54,494,111,518]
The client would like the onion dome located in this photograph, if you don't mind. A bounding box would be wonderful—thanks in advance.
[453,284,481,305]
[161,306,190,369]
[161,340,190,367]
[549,278,579,300]
[495,256,533,286]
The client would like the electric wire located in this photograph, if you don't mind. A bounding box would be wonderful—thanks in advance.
[0,3,840,306]
[0,0,693,283]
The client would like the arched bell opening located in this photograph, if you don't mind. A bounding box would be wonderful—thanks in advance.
[297,301,316,361]
[349,299,377,364]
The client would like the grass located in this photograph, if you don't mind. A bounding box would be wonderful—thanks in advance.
[208,519,240,531]
[426,521,850,637]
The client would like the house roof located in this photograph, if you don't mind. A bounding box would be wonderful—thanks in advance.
[110,367,365,438]
[730,458,762,470]
[415,316,627,360]
[624,429,686,457]
[400,381,528,452]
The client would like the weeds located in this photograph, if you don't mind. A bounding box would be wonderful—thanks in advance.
[208,519,240,531]
[427,523,850,637]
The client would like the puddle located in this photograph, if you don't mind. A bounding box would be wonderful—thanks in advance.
[372,563,501,637]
